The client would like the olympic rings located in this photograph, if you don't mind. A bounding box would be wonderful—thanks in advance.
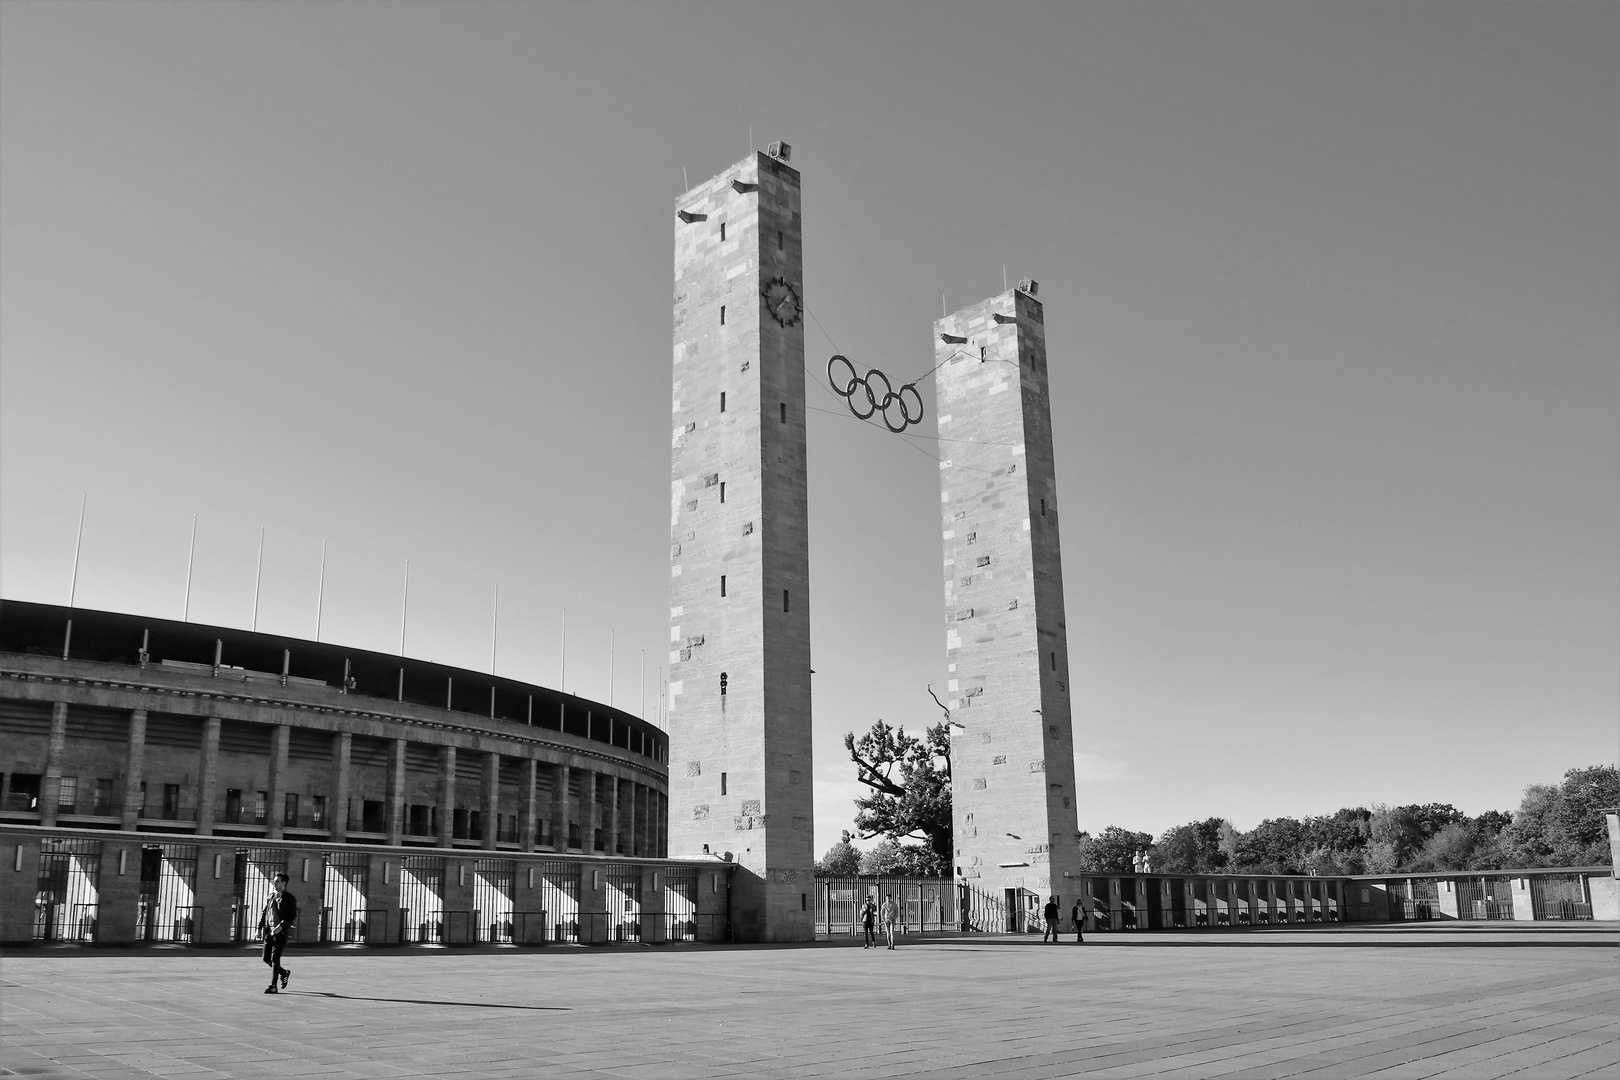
[828,355,926,433]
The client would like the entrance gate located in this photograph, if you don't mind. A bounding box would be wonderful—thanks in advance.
[663,870,697,941]
[34,838,101,942]
[136,844,199,942]
[323,851,371,942]
[474,859,515,943]
[605,865,641,942]
[539,861,580,943]
[1530,874,1592,920]
[234,849,289,942]
[399,856,445,943]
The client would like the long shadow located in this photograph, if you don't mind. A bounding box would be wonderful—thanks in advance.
[288,990,569,1010]
[925,939,1613,950]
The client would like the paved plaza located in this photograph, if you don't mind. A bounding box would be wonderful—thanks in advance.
[2,923,1615,1079]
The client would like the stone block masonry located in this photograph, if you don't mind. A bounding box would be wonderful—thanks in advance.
[934,284,1082,911]
[667,149,814,941]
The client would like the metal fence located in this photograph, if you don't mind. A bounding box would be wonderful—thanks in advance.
[816,877,957,936]
[1530,874,1592,920]
[34,838,101,942]
[136,844,199,943]
[399,856,446,943]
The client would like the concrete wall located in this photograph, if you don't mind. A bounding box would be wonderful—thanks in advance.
[667,149,814,942]
[935,284,1082,907]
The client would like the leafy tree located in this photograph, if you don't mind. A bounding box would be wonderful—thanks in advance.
[1500,766,1620,867]
[1153,818,1233,873]
[1076,826,1154,873]
[816,830,861,876]
[844,719,952,867]
[858,838,946,877]
[1233,817,1307,874]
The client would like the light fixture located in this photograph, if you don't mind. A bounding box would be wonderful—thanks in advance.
[677,209,708,224]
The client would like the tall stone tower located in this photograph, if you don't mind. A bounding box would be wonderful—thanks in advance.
[934,282,1081,917]
[667,146,814,942]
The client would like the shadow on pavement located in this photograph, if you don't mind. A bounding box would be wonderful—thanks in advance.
[288,990,569,1010]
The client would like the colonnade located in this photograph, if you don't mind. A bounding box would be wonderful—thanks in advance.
[30,704,668,858]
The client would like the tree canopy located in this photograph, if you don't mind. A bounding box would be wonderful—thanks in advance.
[841,718,952,877]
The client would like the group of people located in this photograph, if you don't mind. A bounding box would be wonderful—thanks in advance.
[1041,896,1085,943]
[858,892,1085,947]
[858,893,902,949]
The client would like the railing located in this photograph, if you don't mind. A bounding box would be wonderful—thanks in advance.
[221,807,267,826]
[139,807,199,822]
[574,912,644,943]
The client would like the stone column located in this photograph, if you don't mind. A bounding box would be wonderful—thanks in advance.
[437,745,457,847]
[41,701,68,826]
[482,751,500,851]
[518,758,537,852]
[608,775,621,855]
[196,717,221,835]
[266,724,290,840]
[121,709,147,830]
[585,771,599,852]
[386,738,406,845]
[553,764,571,850]
[659,790,668,858]
[330,732,352,843]
[631,783,644,857]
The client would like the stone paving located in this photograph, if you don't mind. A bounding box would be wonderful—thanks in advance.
[2,923,1615,1079]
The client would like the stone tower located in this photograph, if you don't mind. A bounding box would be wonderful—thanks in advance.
[666,147,814,942]
[934,282,1081,917]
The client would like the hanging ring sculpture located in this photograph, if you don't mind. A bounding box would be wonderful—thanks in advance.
[828,355,926,434]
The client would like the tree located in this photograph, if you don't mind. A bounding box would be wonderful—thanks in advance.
[1500,766,1620,868]
[857,838,945,877]
[816,830,861,876]
[844,718,952,868]
[1233,817,1306,873]
[1076,826,1154,873]
[1153,818,1233,874]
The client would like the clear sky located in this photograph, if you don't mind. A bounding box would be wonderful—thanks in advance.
[3,1,1614,855]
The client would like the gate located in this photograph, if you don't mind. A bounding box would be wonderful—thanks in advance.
[233,849,289,942]
[1531,874,1592,920]
[474,860,516,943]
[136,844,199,942]
[34,838,101,942]
[1411,878,1439,919]
[323,851,371,942]
[606,865,641,942]
[539,861,580,943]
[1457,876,1513,920]
[663,870,698,941]
[399,856,445,943]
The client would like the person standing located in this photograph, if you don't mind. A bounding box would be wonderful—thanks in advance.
[1071,898,1085,943]
[860,897,878,948]
[880,893,899,950]
[1042,896,1060,942]
[259,872,298,994]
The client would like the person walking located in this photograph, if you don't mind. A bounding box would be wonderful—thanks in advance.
[1042,896,1061,943]
[1071,897,1085,943]
[860,897,878,948]
[259,872,298,994]
[880,893,899,950]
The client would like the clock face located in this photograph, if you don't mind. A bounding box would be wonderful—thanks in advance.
[762,276,802,327]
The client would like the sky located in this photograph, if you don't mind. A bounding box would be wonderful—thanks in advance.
[2,1,1615,856]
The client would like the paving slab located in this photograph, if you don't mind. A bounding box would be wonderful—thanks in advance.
[2,923,1614,1079]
